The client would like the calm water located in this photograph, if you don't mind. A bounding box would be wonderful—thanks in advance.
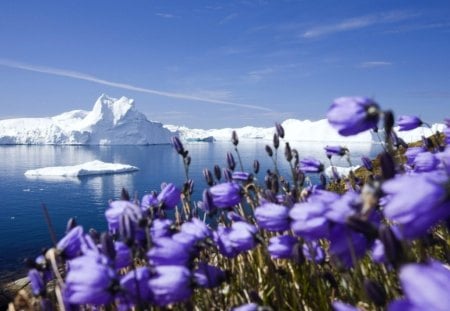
[0,141,381,280]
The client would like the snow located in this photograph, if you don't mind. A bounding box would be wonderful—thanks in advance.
[324,165,360,178]
[1,94,444,145]
[0,94,174,145]
[165,119,445,144]
[24,160,138,177]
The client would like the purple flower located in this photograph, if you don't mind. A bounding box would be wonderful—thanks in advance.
[382,172,450,239]
[150,218,173,239]
[289,201,329,240]
[214,222,257,257]
[148,266,192,306]
[254,203,290,232]
[141,192,158,211]
[397,115,423,131]
[404,147,426,166]
[157,183,181,209]
[299,157,324,173]
[114,242,132,270]
[105,201,142,232]
[370,240,386,264]
[325,145,348,157]
[147,237,192,266]
[65,253,118,305]
[28,269,44,296]
[120,267,152,304]
[57,226,85,259]
[232,171,252,181]
[328,225,369,267]
[267,235,297,259]
[388,261,450,311]
[209,182,242,208]
[324,191,361,224]
[193,262,226,288]
[171,136,185,155]
[332,301,360,311]
[180,217,211,242]
[232,303,259,311]
[303,241,325,263]
[413,152,438,172]
[327,97,380,136]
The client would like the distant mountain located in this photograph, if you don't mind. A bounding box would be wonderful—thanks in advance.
[0,94,173,145]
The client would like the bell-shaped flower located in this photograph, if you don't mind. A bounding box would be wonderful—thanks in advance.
[382,171,450,239]
[327,97,380,136]
[299,157,324,173]
[148,265,193,306]
[114,241,132,270]
[150,218,173,239]
[120,267,152,306]
[397,115,423,131]
[254,203,290,232]
[303,241,325,263]
[193,262,226,288]
[404,146,426,166]
[267,235,298,259]
[290,201,329,240]
[65,253,118,305]
[214,222,257,258]
[328,225,369,267]
[388,261,450,311]
[209,182,242,208]
[105,201,142,232]
[413,152,438,172]
[324,191,361,224]
[28,269,45,296]
[179,217,212,242]
[147,237,192,266]
[157,183,181,209]
[57,225,85,259]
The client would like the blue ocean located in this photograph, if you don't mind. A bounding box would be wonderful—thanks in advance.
[0,142,381,280]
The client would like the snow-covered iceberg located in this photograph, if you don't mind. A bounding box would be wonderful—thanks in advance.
[165,119,444,144]
[324,165,360,178]
[24,160,138,177]
[0,94,174,145]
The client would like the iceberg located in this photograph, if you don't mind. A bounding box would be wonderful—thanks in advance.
[165,119,445,144]
[24,160,139,177]
[0,94,174,145]
[324,165,360,178]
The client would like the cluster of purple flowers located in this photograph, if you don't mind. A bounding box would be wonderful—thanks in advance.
[24,96,450,310]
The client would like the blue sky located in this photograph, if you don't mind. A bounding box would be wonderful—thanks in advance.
[0,0,449,128]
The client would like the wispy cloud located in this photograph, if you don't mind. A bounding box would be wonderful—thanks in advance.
[247,63,302,82]
[219,13,238,25]
[302,11,418,38]
[155,13,176,19]
[359,61,392,68]
[0,59,272,112]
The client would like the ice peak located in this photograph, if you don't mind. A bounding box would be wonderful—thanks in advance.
[88,94,135,126]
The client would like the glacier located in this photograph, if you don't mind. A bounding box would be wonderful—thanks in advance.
[0,94,173,145]
[24,160,138,177]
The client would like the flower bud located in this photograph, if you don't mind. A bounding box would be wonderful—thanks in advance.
[231,130,239,146]
[265,145,273,157]
[227,152,236,170]
[273,133,280,149]
[171,136,184,155]
[253,160,260,174]
[275,122,285,138]
[284,142,292,162]
[203,168,214,186]
[214,164,222,181]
